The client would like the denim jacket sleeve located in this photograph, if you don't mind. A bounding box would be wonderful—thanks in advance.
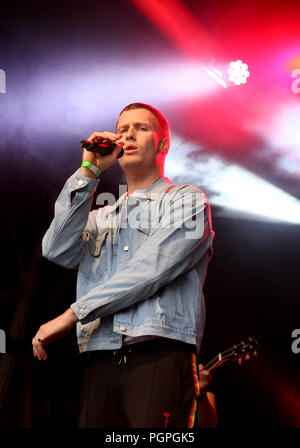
[42,169,99,268]
[70,185,214,324]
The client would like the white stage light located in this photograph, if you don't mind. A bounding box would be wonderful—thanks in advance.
[0,58,224,141]
[203,65,227,88]
[165,135,300,225]
[227,60,250,85]
[246,102,300,176]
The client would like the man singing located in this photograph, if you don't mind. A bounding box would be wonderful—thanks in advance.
[32,102,215,428]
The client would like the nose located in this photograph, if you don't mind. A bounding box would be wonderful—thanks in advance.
[125,125,136,140]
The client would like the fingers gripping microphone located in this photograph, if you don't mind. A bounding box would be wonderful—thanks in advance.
[80,139,124,158]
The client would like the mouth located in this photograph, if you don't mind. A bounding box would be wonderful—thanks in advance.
[124,145,138,153]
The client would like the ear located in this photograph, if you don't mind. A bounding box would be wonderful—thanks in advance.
[159,137,170,153]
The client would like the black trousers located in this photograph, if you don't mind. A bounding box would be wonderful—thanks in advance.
[78,338,200,428]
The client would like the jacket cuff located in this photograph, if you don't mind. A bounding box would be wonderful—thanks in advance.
[70,301,90,323]
[68,169,100,193]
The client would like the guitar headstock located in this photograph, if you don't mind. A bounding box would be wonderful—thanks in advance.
[203,337,260,372]
[220,336,259,366]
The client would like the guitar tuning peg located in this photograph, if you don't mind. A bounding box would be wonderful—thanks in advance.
[245,354,251,361]
[253,350,258,357]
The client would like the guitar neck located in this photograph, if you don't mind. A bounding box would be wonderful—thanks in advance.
[203,354,224,372]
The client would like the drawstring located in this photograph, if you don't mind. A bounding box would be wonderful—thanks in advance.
[113,348,132,365]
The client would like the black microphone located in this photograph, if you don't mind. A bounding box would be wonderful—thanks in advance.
[80,140,124,159]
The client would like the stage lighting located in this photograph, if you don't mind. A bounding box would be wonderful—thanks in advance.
[203,65,227,88]
[165,135,300,225]
[0,59,225,139]
[227,60,250,85]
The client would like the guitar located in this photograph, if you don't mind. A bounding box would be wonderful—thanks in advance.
[202,336,259,372]
[195,337,259,428]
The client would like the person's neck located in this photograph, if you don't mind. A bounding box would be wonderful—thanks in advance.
[126,168,163,196]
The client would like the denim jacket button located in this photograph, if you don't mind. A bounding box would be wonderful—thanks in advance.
[120,326,126,331]
[123,245,129,251]
[76,177,84,186]
[79,308,85,315]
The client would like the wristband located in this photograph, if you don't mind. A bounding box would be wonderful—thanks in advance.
[81,161,101,177]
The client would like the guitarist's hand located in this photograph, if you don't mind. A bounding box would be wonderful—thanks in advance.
[198,364,212,396]
[197,364,217,428]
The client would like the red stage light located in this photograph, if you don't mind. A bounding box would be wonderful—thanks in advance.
[129,0,214,59]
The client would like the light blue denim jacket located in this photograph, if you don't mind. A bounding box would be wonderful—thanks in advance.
[42,169,215,355]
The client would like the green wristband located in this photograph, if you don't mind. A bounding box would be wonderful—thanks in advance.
[81,161,101,177]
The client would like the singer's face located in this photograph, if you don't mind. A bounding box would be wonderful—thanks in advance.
[116,108,164,172]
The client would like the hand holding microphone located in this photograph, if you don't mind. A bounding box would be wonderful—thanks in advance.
[80,132,124,178]
[80,136,124,158]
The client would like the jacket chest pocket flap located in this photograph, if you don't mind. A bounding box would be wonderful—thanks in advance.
[136,224,151,249]
[135,203,155,248]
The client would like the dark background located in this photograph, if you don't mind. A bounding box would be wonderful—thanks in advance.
[0,0,299,428]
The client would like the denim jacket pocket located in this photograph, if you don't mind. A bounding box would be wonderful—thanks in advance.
[136,224,151,250]
[80,228,109,282]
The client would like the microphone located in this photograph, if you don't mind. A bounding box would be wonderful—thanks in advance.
[80,139,124,159]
